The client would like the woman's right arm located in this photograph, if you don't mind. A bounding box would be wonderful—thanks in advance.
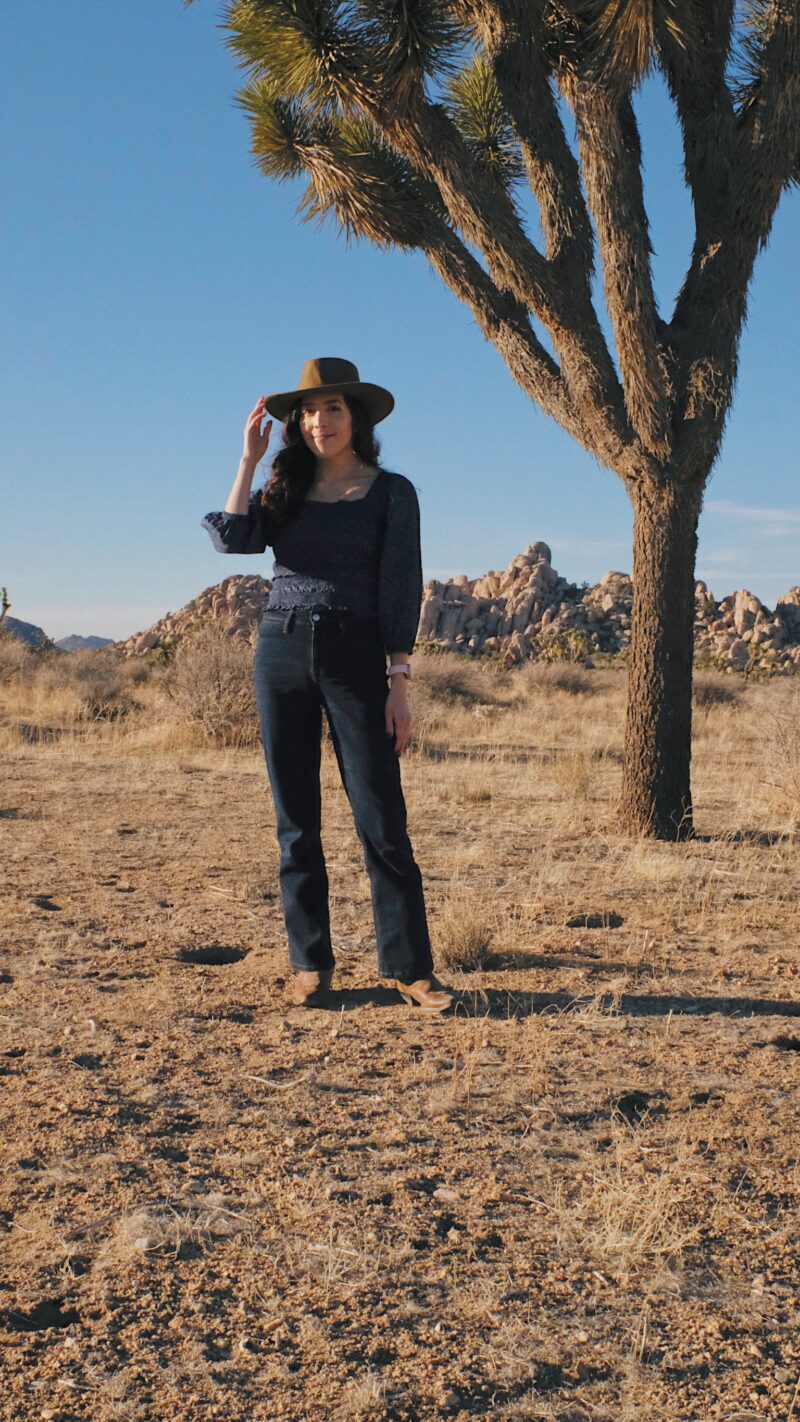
[201,400,275,554]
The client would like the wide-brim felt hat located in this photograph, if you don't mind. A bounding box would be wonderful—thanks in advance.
[264,357,395,424]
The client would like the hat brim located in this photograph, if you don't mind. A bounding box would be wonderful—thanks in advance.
[264,381,394,425]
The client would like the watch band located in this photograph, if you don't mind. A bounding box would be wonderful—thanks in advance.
[387,662,412,680]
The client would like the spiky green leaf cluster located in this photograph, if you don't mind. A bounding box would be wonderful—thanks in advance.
[238,77,449,247]
[728,0,780,109]
[299,113,447,245]
[237,78,313,179]
[223,0,463,249]
[225,0,368,115]
[354,0,462,103]
[447,57,524,194]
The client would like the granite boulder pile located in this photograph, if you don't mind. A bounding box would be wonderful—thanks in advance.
[117,547,800,673]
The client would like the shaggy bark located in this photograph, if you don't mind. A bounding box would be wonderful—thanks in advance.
[621,477,704,840]
[456,0,595,275]
[570,84,671,458]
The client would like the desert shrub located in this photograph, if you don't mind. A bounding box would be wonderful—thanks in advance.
[413,650,499,708]
[0,631,34,685]
[522,660,594,696]
[31,648,145,721]
[553,749,595,798]
[162,622,260,748]
[535,628,594,663]
[693,672,743,708]
[763,685,800,818]
[435,898,494,972]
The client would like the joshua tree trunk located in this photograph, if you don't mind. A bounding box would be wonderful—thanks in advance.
[201,0,800,837]
[621,477,704,840]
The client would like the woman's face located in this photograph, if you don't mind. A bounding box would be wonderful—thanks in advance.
[298,392,354,461]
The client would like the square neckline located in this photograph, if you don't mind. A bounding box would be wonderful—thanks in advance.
[303,469,385,505]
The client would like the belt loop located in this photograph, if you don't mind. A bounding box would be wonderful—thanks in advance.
[282,608,295,633]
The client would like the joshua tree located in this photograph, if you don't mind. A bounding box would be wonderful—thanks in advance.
[187,0,800,838]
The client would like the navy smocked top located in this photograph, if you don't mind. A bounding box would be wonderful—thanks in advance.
[200,468,422,656]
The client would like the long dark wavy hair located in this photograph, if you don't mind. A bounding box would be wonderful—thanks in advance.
[259,395,384,529]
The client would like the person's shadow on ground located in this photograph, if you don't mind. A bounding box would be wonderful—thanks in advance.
[289,983,800,1023]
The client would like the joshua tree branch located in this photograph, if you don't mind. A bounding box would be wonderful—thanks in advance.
[293,132,646,471]
[738,0,800,207]
[569,83,672,459]
[665,3,795,475]
[383,100,553,311]
[420,228,573,435]
[380,99,633,461]
[661,1,738,245]
[453,0,595,277]
[421,222,648,474]
[294,137,575,434]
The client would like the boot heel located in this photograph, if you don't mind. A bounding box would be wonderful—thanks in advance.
[394,978,454,1013]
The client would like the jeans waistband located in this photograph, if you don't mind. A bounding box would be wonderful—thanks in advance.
[261,605,380,634]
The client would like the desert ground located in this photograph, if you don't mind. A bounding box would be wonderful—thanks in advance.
[1,635,799,1421]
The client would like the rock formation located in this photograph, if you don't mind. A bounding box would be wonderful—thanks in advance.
[116,549,800,674]
[118,576,271,656]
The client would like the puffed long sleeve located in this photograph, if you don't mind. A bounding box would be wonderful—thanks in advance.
[377,473,423,657]
[201,487,274,554]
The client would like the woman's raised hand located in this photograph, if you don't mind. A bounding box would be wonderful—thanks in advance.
[242,397,273,466]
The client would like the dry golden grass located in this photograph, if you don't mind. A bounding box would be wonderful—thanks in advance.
[0,643,799,1421]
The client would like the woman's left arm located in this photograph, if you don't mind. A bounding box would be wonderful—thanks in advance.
[377,475,423,755]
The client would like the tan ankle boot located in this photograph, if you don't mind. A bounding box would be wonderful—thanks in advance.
[395,975,453,1013]
[290,969,333,1007]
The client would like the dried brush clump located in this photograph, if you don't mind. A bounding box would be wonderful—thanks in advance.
[693,672,743,708]
[763,685,800,823]
[553,749,596,799]
[0,631,33,684]
[413,649,506,708]
[0,641,148,732]
[523,661,596,696]
[339,1371,389,1421]
[555,1123,704,1284]
[161,621,260,749]
[434,896,494,972]
[57,650,147,722]
[97,1194,253,1270]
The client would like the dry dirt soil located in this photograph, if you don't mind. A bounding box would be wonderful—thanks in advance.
[1,671,799,1421]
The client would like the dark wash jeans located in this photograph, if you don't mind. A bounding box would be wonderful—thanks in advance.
[252,604,434,984]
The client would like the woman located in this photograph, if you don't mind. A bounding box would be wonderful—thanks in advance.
[201,357,453,1013]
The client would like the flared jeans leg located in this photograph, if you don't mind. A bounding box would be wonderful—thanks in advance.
[252,607,433,983]
[253,611,333,973]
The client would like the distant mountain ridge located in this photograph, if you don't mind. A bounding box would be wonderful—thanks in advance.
[55,634,114,652]
[4,616,51,649]
[1,618,112,652]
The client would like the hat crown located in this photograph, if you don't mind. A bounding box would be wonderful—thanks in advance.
[263,357,394,423]
[298,357,360,393]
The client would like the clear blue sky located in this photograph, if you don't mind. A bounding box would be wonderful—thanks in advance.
[2,1,798,640]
